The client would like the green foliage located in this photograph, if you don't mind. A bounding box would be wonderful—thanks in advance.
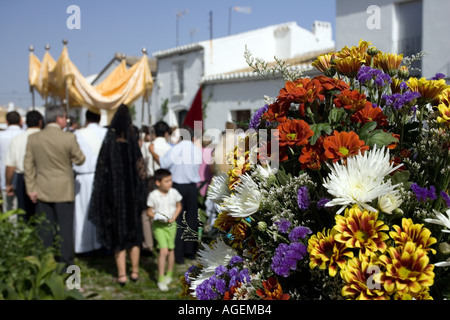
[0,210,84,300]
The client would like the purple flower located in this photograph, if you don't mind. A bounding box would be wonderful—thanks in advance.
[229,255,243,266]
[196,277,218,300]
[317,198,330,209]
[431,73,446,80]
[249,104,269,130]
[357,66,391,87]
[184,265,198,284]
[271,242,307,277]
[382,91,421,110]
[297,186,310,210]
[411,183,437,202]
[288,226,311,242]
[215,265,227,277]
[440,191,450,207]
[275,219,291,233]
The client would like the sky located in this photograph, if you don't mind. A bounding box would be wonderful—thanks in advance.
[0,0,336,109]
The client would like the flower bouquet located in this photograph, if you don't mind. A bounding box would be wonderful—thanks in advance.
[181,40,450,300]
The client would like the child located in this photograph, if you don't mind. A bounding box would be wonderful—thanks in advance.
[146,168,182,291]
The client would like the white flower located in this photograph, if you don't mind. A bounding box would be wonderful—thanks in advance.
[424,209,450,233]
[255,164,278,179]
[323,146,403,214]
[189,237,237,296]
[434,259,450,267]
[378,190,403,214]
[206,173,230,204]
[222,173,262,218]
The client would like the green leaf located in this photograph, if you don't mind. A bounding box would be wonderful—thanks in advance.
[357,121,377,141]
[365,130,398,148]
[309,123,332,145]
[276,169,291,186]
[328,108,346,124]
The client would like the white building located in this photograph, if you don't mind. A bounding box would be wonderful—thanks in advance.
[336,0,450,79]
[149,21,335,132]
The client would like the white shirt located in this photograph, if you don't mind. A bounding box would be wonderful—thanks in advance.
[147,188,182,222]
[5,127,40,174]
[160,140,202,184]
[141,137,172,177]
[73,123,107,174]
[0,125,23,189]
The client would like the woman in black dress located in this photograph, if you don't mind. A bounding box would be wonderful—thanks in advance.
[89,104,147,285]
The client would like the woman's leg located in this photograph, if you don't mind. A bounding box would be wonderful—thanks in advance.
[129,246,141,279]
[115,249,127,283]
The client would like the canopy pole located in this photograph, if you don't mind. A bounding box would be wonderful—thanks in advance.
[141,47,148,128]
[29,45,35,110]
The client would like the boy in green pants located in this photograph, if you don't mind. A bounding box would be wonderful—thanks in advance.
[146,169,182,291]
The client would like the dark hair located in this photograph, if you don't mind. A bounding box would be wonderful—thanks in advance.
[6,111,21,125]
[153,121,170,137]
[109,104,132,139]
[86,110,101,123]
[153,168,172,182]
[26,110,43,128]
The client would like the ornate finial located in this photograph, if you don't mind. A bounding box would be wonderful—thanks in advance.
[29,45,34,52]
[63,39,68,46]
[142,47,147,55]
[45,43,50,51]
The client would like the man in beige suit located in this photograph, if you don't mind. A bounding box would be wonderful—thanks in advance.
[24,105,85,269]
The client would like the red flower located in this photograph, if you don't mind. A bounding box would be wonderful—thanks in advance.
[314,75,350,92]
[256,277,290,300]
[350,104,389,128]
[323,130,369,162]
[262,101,288,123]
[334,89,371,113]
[299,136,326,170]
[276,118,314,148]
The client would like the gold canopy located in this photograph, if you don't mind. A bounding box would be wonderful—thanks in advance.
[29,43,153,120]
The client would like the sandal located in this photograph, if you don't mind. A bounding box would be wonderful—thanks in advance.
[115,274,128,287]
[130,271,139,282]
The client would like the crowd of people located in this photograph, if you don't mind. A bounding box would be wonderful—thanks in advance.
[0,103,226,292]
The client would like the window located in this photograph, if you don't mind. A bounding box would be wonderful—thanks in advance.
[172,61,185,96]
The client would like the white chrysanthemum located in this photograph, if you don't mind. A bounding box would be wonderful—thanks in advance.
[424,209,450,233]
[378,190,403,214]
[323,146,403,214]
[189,237,237,296]
[255,164,278,179]
[222,173,262,217]
[206,173,230,204]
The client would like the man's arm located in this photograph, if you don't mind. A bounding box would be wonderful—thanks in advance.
[5,166,16,196]
[24,139,37,203]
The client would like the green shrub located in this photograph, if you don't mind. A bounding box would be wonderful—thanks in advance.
[0,209,84,300]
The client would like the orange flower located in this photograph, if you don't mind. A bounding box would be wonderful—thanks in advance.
[323,130,369,162]
[256,277,290,300]
[350,104,388,128]
[299,136,326,170]
[334,89,372,113]
[262,101,288,123]
[277,78,325,116]
[276,118,314,148]
[314,75,350,92]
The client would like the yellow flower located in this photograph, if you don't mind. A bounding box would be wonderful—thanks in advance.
[374,52,403,76]
[311,53,336,76]
[333,205,390,254]
[392,287,433,300]
[378,241,435,295]
[438,88,450,106]
[340,252,389,300]
[226,134,255,189]
[407,77,450,102]
[390,78,405,94]
[334,56,362,78]
[336,39,372,62]
[308,228,353,277]
[389,218,437,254]
[437,103,450,126]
